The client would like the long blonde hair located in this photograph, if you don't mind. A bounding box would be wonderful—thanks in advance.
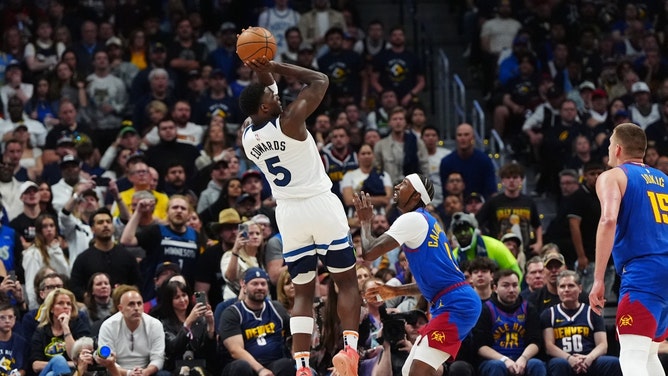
[38,288,78,327]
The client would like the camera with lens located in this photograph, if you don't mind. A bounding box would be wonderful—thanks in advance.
[88,338,111,373]
[379,305,406,348]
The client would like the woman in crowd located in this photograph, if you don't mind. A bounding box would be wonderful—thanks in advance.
[195,113,233,171]
[198,177,242,225]
[51,60,86,108]
[358,278,385,376]
[124,29,149,71]
[186,209,210,252]
[23,214,68,309]
[341,143,393,225]
[154,280,216,373]
[38,182,58,218]
[141,100,168,137]
[220,220,265,300]
[276,269,295,314]
[30,288,91,376]
[25,75,59,129]
[356,264,372,294]
[101,146,132,181]
[12,125,44,181]
[82,272,113,329]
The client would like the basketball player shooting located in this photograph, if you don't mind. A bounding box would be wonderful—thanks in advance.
[239,57,362,376]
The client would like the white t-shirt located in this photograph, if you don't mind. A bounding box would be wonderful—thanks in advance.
[480,18,522,54]
[384,212,429,249]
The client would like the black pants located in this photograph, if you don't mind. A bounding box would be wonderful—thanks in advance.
[221,358,295,376]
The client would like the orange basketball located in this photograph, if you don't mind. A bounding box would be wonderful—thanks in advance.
[236,27,277,61]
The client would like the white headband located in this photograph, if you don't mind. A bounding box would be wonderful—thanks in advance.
[406,174,431,205]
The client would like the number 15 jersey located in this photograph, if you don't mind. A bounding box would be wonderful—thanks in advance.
[613,162,668,274]
[243,117,332,200]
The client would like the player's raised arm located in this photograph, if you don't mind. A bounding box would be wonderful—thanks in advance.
[246,58,328,140]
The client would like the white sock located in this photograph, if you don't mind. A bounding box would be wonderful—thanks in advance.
[294,351,310,370]
[343,330,359,351]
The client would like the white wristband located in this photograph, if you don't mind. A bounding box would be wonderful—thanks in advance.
[499,356,509,362]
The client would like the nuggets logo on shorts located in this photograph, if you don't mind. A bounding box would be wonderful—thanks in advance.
[430,331,446,343]
[619,314,634,327]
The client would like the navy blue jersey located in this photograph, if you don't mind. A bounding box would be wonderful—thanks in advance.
[541,303,605,355]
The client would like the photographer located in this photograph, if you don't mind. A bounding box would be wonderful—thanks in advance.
[371,309,430,376]
[71,337,121,376]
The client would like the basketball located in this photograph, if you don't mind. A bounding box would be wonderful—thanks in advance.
[236,27,277,61]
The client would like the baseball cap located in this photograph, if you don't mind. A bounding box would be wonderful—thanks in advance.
[543,252,565,266]
[450,212,478,232]
[119,126,138,137]
[236,193,256,205]
[187,70,201,80]
[632,81,651,94]
[155,261,181,278]
[150,42,166,53]
[500,232,522,246]
[106,36,123,47]
[241,170,262,183]
[19,181,39,196]
[244,267,269,284]
[591,88,607,99]
[464,192,485,205]
[6,60,21,71]
[578,81,595,91]
[60,154,80,166]
[614,109,630,119]
[56,134,75,146]
[220,22,237,32]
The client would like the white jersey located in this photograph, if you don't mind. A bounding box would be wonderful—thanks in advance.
[243,117,332,199]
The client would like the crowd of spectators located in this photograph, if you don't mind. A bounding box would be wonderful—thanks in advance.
[1,0,667,376]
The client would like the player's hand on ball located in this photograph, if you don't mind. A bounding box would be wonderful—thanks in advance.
[353,191,374,222]
[245,57,272,71]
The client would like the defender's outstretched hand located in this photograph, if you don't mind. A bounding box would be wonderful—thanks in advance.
[353,191,374,222]
[364,281,399,302]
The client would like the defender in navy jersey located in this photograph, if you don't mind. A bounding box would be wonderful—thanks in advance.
[590,123,668,376]
[238,58,361,376]
[355,174,481,376]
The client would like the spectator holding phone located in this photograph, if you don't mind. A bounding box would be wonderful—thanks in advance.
[152,280,216,374]
[220,220,265,301]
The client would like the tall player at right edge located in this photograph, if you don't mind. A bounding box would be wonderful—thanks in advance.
[239,57,361,376]
[590,123,668,376]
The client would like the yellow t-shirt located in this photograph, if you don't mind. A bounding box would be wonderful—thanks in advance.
[130,51,147,70]
[113,188,169,220]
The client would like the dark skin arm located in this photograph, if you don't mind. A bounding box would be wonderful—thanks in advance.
[245,58,329,141]
[352,191,400,261]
